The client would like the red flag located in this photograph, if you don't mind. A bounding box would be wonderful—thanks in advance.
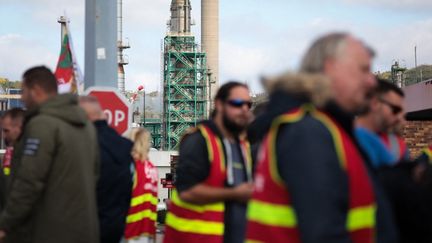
[55,33,77,93]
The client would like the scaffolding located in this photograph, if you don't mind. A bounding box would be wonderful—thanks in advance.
[162,35,208,150]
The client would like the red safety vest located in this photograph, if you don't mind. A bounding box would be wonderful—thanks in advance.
[380,133,408,162]
[125,160,158,239]
[164,124,252,243]
[246,106,376,243]
[2,146,13,176]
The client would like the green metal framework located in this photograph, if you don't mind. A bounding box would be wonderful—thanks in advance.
[142,119,162,150]
[162,36,208,150]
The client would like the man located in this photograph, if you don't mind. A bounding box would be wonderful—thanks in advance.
[358,82,432,242]
[355,79,406,167]
[1,108,24,176]
[0,66,99,243]
[163,82,254,243]
[246,33,397,243]
[79,96,134,243]
[0,108,24,208]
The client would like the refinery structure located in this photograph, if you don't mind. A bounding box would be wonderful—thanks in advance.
[115,0,219,150]
[0,0,220,151]
[161,0,208,150]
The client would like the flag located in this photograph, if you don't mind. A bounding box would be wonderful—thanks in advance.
[54,20,83,94]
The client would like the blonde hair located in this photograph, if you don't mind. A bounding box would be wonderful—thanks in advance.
[127,128,151,161]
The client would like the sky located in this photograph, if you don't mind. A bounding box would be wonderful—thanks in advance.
[1,0,432,93]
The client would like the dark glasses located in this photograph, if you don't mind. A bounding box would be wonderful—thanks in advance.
[379,98,402,115]
[226,99,253,109]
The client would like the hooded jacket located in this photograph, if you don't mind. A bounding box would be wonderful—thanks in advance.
[0,94,100,243]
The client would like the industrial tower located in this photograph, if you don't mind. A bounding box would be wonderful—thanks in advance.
[117,0,130,93]
[162,0,208,150]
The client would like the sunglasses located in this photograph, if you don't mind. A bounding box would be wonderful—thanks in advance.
[379,98,402,115]
[226,99,253,109]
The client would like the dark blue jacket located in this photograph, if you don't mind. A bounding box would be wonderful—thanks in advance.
[94,120,133,243]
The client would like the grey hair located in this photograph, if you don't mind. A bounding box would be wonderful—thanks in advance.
[300,32,350,73]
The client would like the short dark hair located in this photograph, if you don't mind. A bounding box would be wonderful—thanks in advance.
[22,66,58,94]
[214,81,248,102]
[376,78,404,97]
[2,107,25,123]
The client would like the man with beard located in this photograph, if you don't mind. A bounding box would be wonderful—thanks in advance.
[355,79,405,168]
[163,81,254,243]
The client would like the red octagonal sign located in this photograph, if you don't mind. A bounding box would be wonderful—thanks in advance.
[85,87,131,135]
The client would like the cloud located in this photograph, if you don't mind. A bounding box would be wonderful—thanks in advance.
[342,0,432,11]
[0,34,57,80]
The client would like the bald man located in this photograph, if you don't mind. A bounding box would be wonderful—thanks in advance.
[79,96,134,243]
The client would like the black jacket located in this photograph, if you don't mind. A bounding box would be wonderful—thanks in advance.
[94,120,133,243]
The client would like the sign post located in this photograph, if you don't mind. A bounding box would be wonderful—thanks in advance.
[85,87,131,135]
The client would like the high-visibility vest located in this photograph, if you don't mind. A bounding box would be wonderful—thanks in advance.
[380,133,408,162]
[125,160,158,239]
[163,124,252,243]
[246,106,376,243]
[2,146,13,176]
[420,146,432,163]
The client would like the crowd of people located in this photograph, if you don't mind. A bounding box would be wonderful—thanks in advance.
[0,31,432,243]
[165,32,432,243]
[0,67,159,243]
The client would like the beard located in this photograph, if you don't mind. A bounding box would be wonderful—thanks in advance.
[222,112,247,136]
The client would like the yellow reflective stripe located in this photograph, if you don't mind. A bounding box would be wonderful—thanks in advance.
[198,125,226,171]
[346,204,376,231]
[171,190,224,213]
[269,106,309,186]
[247,199,297,227]
[311,110,347,170]
[131,193,158,207]
[3,168,10,176]
[245,240,264,243]
[199,125,214,163]
[165,212,224,235]
[423,147,432,163]
[126,209,157,223]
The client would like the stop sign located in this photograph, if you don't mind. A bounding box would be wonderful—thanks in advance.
[85,87,131,135]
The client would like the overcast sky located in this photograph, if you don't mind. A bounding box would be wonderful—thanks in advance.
[1,0,432,93]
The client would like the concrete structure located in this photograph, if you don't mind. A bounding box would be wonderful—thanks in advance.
[201,0,219,102]
[85,0,118,89]
[117,0,130,93]
[168,0,192,35]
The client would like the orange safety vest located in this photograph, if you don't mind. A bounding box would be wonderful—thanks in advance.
[163,124,252,243]
[246,106,376,243]
[125,160,158,239]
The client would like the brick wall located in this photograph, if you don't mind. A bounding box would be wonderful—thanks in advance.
[402,120,432,158]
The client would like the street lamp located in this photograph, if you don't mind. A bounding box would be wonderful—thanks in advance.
[207,69,214,117]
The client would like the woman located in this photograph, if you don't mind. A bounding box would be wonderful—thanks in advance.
[124,128,158,243]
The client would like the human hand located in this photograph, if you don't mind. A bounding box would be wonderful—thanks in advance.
[233,182,254,203]
[0,230,6,242]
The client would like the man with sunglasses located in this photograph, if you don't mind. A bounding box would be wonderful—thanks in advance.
[355,79,406,168]
[164,81,254,243]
